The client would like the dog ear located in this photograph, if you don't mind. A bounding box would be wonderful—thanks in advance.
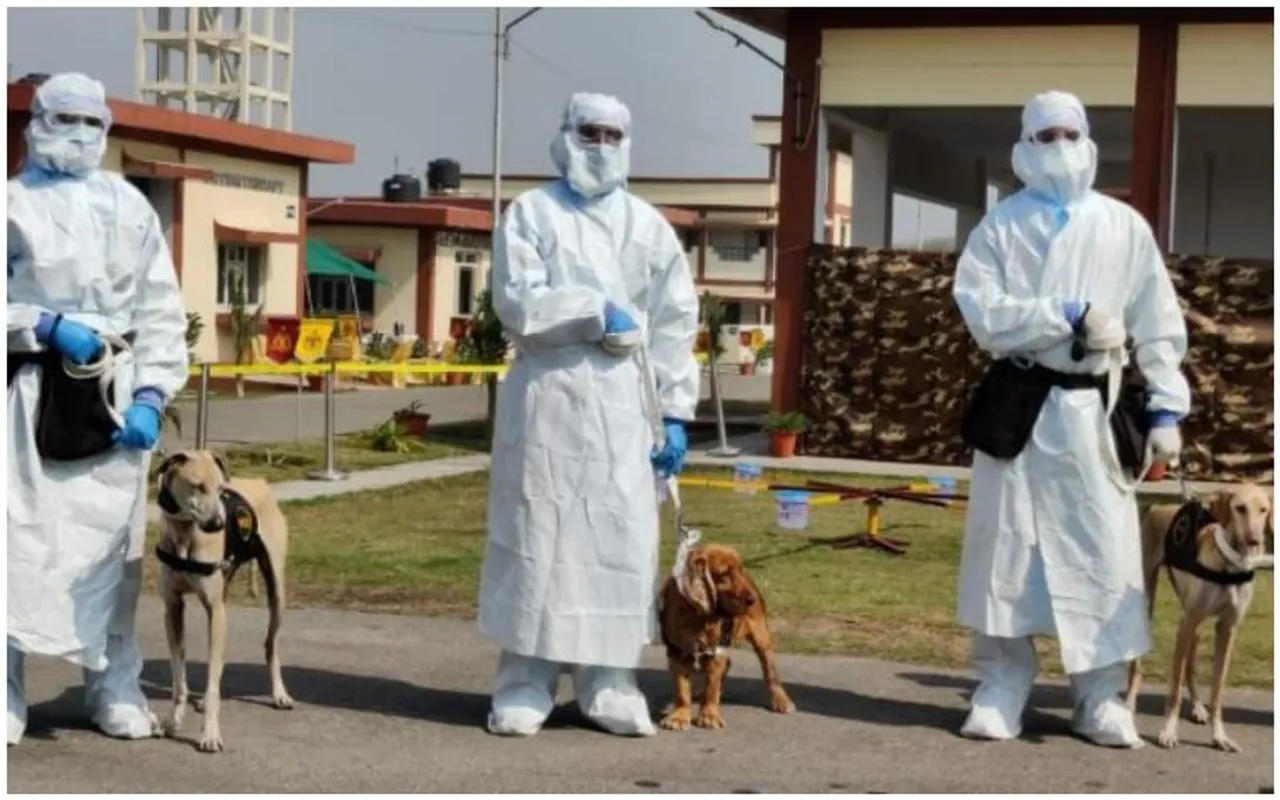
[211,451,230,480]
[1209,491,1234,527]
[681,552,716,615]
[153,451,189,481]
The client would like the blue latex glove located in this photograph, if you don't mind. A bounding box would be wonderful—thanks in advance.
[651,419,688,477]
[35,313,105,365]
[112,387,166,450]
[604,301,638,335]
[1149,410,1181,429]
[1062,300,1086,327]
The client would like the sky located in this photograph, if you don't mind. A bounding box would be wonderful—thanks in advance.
[7,5,958,246]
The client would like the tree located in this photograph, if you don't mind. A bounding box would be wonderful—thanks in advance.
[227,268,264,399]
[455,287,510,447]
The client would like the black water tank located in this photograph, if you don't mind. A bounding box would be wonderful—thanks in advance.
[426,158,461,193]
[381,173,422,203]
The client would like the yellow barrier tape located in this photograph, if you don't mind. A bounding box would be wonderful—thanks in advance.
[187,362,510,378]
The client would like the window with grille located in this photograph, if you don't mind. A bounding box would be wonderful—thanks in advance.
[216,244,265,308]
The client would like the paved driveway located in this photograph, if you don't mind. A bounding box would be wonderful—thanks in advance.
[9,600,1273,793]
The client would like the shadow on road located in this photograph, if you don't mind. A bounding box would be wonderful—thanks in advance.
[896,670,1275,728]
[136,660,491,728]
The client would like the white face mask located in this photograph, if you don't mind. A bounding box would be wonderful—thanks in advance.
[27,112,107,178]
[1011,137,1098,207]
[550,131,631,199]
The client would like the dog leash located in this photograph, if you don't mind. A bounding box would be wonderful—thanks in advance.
[61,330,133,430]
[634,338,702,594]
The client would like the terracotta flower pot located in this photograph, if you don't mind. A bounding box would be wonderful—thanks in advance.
[446,372,466,387]
[768,431,798,459]
[395,412,432,438]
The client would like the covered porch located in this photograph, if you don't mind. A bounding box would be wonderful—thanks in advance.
[718,7,1275,412]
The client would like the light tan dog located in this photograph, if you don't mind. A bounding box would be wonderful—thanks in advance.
[1124,483,1273,753]
[153,450,294,753]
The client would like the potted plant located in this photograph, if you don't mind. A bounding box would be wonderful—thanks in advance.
[700,292,727,374]
[391,399,432,438]
[762,410,807,458]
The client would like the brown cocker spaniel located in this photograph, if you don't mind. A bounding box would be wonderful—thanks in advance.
[657,543,795,731]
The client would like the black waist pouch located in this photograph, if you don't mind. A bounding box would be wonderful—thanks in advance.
[961,359,1054,460]
[1108,365,1152,476]
[961,359,1105,460]
[8,337,133,463]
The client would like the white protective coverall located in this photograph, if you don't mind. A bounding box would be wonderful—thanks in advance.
[477,93,700,737]
[952,91,1190,747]
[7,73,189,745]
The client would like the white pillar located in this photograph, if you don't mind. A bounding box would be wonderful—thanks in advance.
[851,126,891,247]
[812,110,830,244]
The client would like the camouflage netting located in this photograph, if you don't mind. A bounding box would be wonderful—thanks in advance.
[802,246,1274,483]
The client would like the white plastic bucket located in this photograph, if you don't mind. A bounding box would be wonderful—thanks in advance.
[774,490,811,531]
[734,461,764,495]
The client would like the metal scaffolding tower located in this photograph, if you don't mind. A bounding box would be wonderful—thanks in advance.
[135,7,294,130]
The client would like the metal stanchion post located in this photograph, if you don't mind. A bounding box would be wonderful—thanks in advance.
[195,363,211,450]
[706,351,741,458]
[307,362,346,481]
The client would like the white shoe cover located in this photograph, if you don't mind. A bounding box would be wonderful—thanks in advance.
[8,643,26,746]
[960,633,1038,741]
[960,703,1020,741]
[1072,698,1143,749]
[91,703,159,740]
[1069,662,1143,749]
[487,651,559,737]
[82,633,157,740]
[572,665,656,738]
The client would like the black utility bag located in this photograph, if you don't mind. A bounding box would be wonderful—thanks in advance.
[1107,361,1154,479]
[7,333,134,463]
[961,358,1105,460]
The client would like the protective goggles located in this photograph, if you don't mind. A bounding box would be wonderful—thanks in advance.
[1031,127,1082,145]
[576,123,624,146]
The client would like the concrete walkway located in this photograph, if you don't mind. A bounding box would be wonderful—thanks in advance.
[688,433,1254,497]
[8,600,1273,794]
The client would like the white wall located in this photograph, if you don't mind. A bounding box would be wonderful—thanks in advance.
[1172,108,1273,259]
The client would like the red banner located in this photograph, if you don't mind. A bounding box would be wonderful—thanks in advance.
[265,317,300,363]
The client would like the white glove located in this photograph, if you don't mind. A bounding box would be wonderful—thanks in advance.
[1080,306,1127,351]
[1148,426,1182,466]
[602,329,642,358]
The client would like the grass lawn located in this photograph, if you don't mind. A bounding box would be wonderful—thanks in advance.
[143,466,1274,689]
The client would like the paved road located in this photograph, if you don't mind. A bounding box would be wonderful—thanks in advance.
[10,600,1273,794]
[170,373,771,447]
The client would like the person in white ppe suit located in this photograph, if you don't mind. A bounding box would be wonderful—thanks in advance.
[952,90,1189,748]
[8,72,189,745]
[476,92,700,738]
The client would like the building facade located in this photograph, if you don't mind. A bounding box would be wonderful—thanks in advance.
[718,8,1275,411]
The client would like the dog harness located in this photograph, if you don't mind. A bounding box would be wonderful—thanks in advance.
[1163,500,1255,587]
[155,484,262,577]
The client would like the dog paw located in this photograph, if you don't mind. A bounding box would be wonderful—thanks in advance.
[694,707,726,730]
[1189,702,1210,725]
[197,729,224,753]
[161,716,182,738]
[192,697,205,714]
[769,690,796,715]
[658,709,693,732]
[272,692,295,710]
[1212,734,1242,754]
[1156,727,1179,749]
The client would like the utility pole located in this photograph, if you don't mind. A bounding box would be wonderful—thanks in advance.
[490,7,542,240]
